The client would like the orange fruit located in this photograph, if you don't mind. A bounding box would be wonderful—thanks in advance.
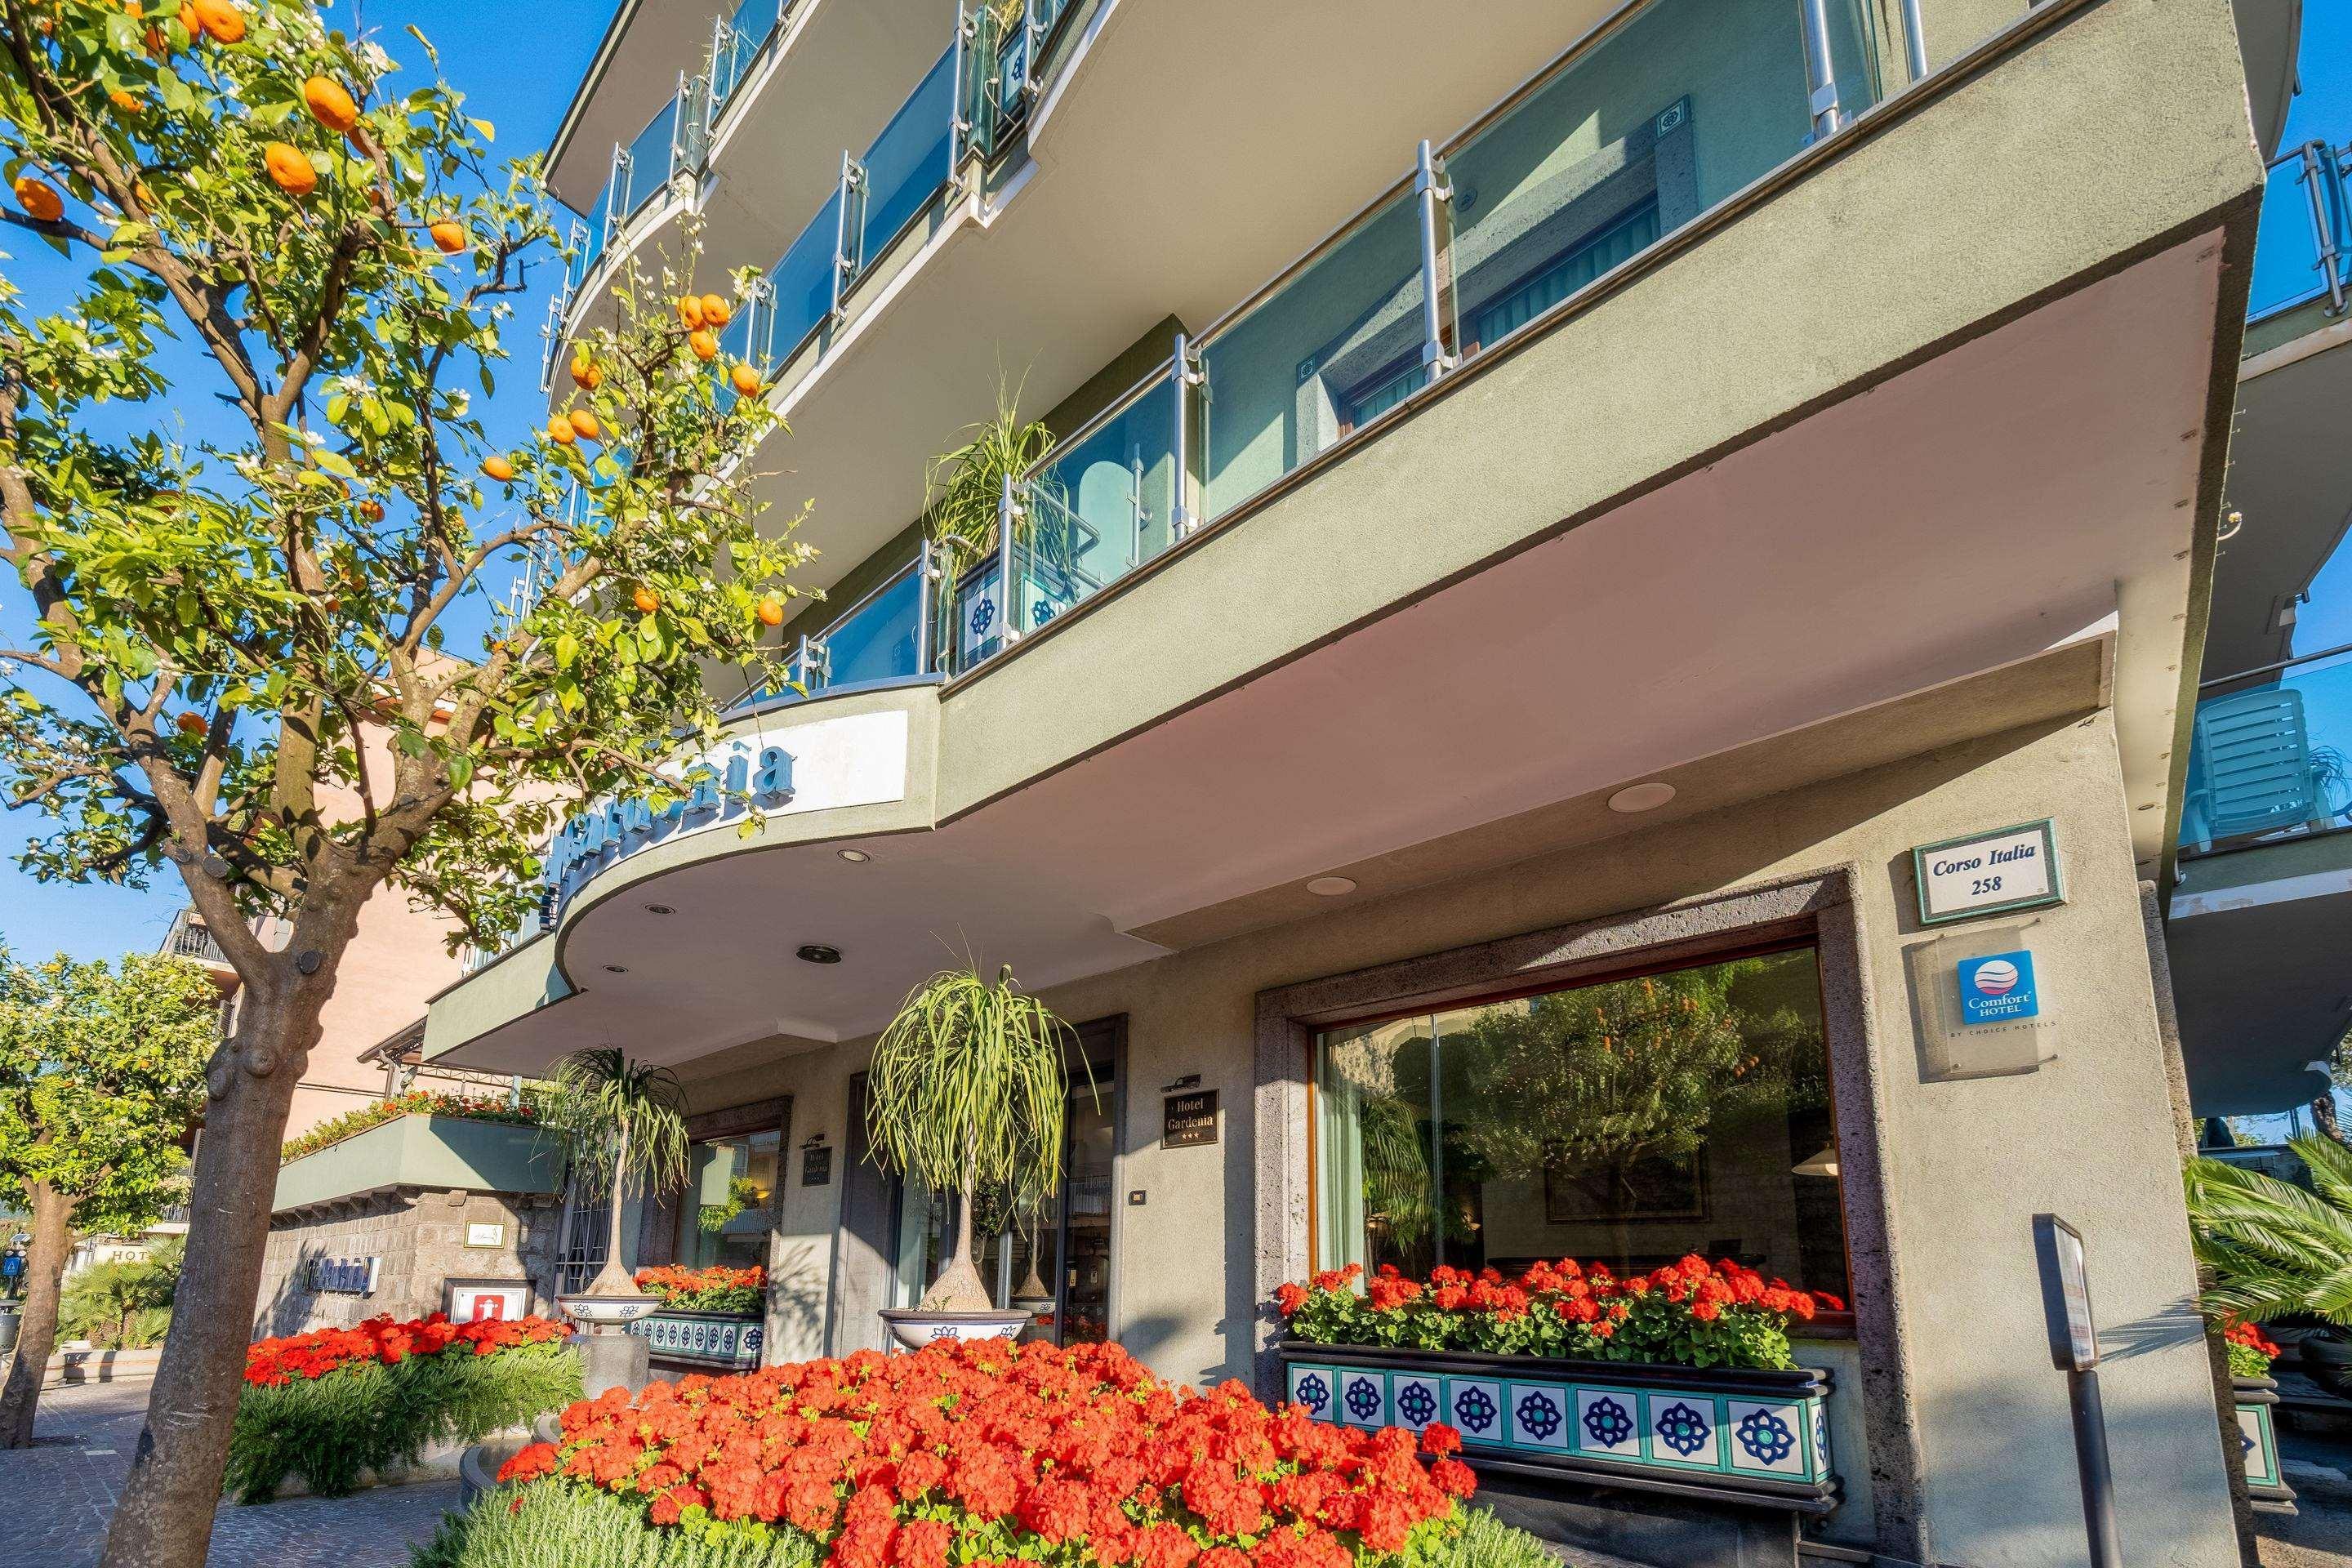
[190,0,243,42]
[176,1,197,33]
[700,294,731,326]
[302,76,360,135]
[108,88,142,114]
[688,327,719,362]
[481,454,514,482]
[143,22,167,55]
[632,586,660,614]
[728,362,762,397]
[566,409,599,442]
[756,596,784,627]
[546,414,576,446]
[357,498,385,522]
[676,295,704,329]
[263,143,317,197]
[568,354,601,390]
[11,176,62,223]
[428,219,466,254]
[174,712,207,737]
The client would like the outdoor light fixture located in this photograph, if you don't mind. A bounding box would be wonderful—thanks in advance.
[797,944,843,964]
[1608,781,1676,813]
[838,849,871,863]
[644,903,676,915]
[1306,875,1356,897]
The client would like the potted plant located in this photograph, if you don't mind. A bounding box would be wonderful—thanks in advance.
[2186,1134,2352,1397]
[629,1265,768,1371]
[544,1049,688,1392]
[866,965,1071,1348]
[923,390,1071,664]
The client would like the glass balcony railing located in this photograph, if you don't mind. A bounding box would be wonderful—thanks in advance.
[764,183,848,366]
[860,47,960,265]
[728,555,933,714]
[924,0,1901,679]
[2247,139,2350,323]
[563,77,710,296]
[2180,647,2352,855]
[710,0,793,116]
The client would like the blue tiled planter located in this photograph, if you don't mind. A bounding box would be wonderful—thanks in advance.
[2234,1377,2294,1515]
[629,1309,764,1371]
[1278,1342,1838,1513]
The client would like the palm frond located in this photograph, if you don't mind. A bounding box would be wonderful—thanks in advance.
[2185,1140,2352,1329]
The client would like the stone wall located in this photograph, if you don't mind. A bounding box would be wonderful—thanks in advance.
[256,1186,564,1338]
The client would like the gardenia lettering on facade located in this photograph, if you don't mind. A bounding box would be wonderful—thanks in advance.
[263,3,2352,1568]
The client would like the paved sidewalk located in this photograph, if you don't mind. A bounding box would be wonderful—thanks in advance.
[0,1379,458,1568]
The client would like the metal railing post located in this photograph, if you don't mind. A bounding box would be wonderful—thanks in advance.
[608,140,631,224]
[1170,332,1202,539]
[951,5,975,168]
[1797,0,1842,140]
[2296,140,2347,316]
[996,471,1021,647]
[1022,0,1045,100]
[832,151,865,323]
[709,11,733,106]
[1900,0,1928,84]
[1414,139,1454,376]
[915,537,935,675]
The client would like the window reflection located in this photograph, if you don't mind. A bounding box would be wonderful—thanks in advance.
[1316,947,1848,1302]
[675,1129,780,1271]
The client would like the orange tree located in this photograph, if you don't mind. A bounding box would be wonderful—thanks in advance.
[0,5,808,1563]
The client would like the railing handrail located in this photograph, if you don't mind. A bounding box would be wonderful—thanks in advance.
[2200,638,2352,692]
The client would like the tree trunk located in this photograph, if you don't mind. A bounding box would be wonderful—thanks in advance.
[917,1178,993,1312]
[0,1180,74,1448]
[97,979,331,1568]
[2315,1090,2346,1146]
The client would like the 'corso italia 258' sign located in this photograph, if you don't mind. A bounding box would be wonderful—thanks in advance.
[540,737,795,912]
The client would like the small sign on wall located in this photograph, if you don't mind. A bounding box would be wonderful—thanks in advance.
[1163,1089,1218,1148]
[308,1255,381,1295]
[1907,924,2059,1080]
[801,1143,833,1187]
[447,1281,529,1323]
[1912,820,2062,924]
[465,1222,506,1249]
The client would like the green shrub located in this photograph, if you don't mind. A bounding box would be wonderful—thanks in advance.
[226,1339,581,1503]
[1441,1507,1561,1568]
[413,1481,1558,1568]
[59,1239,181,1349]
[412,1481,821,1568]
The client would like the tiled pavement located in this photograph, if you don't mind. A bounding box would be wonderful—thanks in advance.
[0,1378,458,1567]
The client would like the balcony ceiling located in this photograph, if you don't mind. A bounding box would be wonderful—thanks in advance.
[2230,0,2304,158]
[436,240,2219,1076]
[739,0,1630,603]
[2207,327,2352,676]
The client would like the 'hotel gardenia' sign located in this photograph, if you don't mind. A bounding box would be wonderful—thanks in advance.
[541,735,795,911]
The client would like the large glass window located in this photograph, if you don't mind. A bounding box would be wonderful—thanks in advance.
[675,1129,781,1271]
[1314,946,1849,1303]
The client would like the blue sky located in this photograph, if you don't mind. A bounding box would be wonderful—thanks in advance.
[2,9,2350,978]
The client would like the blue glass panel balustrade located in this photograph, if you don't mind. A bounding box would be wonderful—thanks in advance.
[822,568,923,688]
[1022,376,1178,612]
[621,96,684,217]
[766,186,845,363]
[858,46,960,266]
[2180,651,2352,854]
[572,179,612,291]
[712,0,789,110]
[2247,143,2350,322]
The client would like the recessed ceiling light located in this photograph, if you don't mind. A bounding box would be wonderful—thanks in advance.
[604,964,628,973]
[1306,875,1357,898]
[796,944,843,964]
[1607,782,1677,813]
[644,903,676,915]
[837,849,871,863]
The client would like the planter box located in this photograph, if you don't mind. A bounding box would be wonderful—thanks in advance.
[1278,1342,1837,1513]
[2233,1376,2294,1515]
[629,1308,763,1370]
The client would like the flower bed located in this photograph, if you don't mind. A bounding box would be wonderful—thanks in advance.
[2221,1321,2293,1513]
[1276,1258,1838,1372]
[278,1087,543,1165]
[637,1264,768,1315]
[1275,1260,1842,1508]
[481,1338,1476,1567]
[228,1312,580,1501]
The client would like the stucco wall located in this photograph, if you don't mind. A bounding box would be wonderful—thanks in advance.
[688,708,2233,1568]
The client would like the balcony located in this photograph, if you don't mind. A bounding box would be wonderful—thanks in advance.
[2244,136,2349,330]
[2179,648,2352,858]
[159,907,237,988]
[273,1112,566,1214]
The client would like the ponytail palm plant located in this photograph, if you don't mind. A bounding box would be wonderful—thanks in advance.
[2183,1134,2352,1331]
[546,1049,690,1299]
[867,966,1071,1312]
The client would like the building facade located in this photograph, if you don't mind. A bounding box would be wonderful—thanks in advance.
[420,2,2319,1565]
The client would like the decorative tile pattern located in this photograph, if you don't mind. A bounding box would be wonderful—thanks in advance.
[629,1311,763,1370]
[1642,1393,1722,1469]
[1573,1388,1641,1458]
[1391,1374,1441,1432]
[1726,1400,1806,1476]
[1444,1379,1505,1444]
[1285,1357,1829,1492]
[1337,1368,1388,1428]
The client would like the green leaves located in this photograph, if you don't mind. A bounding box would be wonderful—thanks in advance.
[2185,1136,2352,1329]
